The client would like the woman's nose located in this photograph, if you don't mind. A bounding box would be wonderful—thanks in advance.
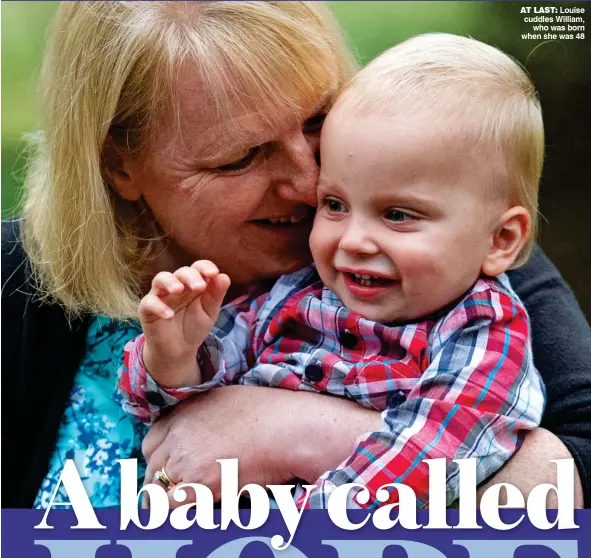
[338,219,379,255]
[272,130,319,205]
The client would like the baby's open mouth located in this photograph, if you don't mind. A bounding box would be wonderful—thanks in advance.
[348,273,396,287]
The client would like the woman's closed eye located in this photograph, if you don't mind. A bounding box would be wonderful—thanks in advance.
[303,112,327,134]
[216,146,262,172]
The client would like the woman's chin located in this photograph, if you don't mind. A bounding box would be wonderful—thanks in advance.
[245,250,313,283]
[248,216,314,246]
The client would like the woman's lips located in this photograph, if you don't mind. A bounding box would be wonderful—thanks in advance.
[252,206,312,225]
[264,215,307,224]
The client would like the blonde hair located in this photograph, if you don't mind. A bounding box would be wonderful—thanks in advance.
[22,1,356,319]
[337,33,544,266]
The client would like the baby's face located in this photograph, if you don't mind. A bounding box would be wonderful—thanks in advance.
[309,107,507,323]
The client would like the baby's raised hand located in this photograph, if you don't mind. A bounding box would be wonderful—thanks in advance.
[138,260,231,387]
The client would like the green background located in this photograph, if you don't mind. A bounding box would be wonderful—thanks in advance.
[2,2,589,316]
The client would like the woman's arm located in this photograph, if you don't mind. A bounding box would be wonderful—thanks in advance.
[507,245,591,507]
[142,385,382,502]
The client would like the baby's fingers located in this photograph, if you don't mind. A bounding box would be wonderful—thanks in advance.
[152,272,184,296]
[174,266,207,294]
[139,293,174,323]
[200,274,231,321]
[191,260,220,281]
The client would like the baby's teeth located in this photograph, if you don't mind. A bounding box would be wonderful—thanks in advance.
[352,274,374,286]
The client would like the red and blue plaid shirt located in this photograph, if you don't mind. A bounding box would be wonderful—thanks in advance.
[119,265,544,508]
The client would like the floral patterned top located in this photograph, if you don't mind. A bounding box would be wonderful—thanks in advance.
[34,316,147,509]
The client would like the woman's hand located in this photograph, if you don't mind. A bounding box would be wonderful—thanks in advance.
[142,385,381,506]
[476,428,584,507]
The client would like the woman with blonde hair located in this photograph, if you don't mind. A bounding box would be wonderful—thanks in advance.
[2,1,589,508]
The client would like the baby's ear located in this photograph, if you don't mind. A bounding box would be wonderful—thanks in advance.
[481,206,531,277]
[101,136,143,201]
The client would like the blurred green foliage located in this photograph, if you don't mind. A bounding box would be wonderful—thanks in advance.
[2,1,57,213]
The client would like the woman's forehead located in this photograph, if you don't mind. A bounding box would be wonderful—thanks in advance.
[174,111,280,163]
[157,62,325,158]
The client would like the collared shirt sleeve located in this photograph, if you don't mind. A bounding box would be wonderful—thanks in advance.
[300,281,545,509]
[117,289,270,424]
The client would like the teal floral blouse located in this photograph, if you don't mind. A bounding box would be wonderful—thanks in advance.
[35,316,147,508]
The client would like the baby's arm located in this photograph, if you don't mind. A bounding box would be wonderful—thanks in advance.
[298,279,544,509]
[118,261,230,424]
[118,266,273,424]
[138,260,230,388]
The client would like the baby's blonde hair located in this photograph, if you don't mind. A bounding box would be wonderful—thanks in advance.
[22,1,356,319]
[336,33,544,266]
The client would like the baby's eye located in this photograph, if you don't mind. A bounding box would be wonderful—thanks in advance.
[385,209,411,222]
[325,198,347,213]
[216,146,262,172]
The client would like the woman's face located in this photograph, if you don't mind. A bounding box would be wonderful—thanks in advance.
[116,64,327,285]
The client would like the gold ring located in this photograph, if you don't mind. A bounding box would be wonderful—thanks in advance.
[153,467,173,489]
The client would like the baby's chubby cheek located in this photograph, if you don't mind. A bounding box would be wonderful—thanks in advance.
[308,222,330,262]
[392,244,444,277]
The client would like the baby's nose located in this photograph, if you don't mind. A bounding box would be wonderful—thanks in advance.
[338,220,379,255]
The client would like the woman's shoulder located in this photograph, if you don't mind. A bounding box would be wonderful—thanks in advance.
[1,218,31,295]
[506,244,589,332]
[2,218,24,257]
[506,244,563,297]
[1,216,90,341]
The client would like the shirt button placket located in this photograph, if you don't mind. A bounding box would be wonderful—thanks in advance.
[338,329,358,350]
[304,363,324,383]
[388,390,406,407]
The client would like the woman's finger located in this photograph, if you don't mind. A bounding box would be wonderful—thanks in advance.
[142,417,172,461]
[143,444,173,494]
